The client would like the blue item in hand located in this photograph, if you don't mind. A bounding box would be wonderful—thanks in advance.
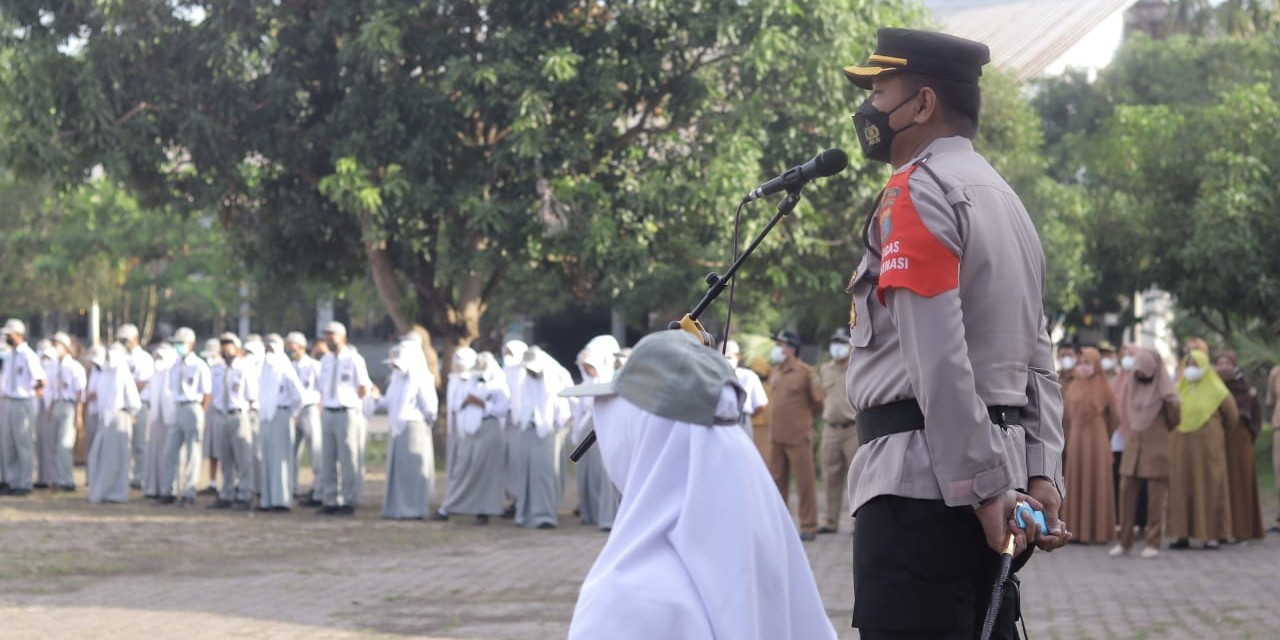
[1014,501,1047,533]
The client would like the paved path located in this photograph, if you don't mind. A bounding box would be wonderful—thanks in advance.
[0,470,1276,639]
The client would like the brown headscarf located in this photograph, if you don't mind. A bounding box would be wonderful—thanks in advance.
[1216,349,1260,437]
[1064,347,1118,426]
[1126,347,1179,432]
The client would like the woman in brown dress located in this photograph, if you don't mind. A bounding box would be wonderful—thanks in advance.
[1213,351,1264,542]
[1063,347,1119,544]
[1110,348,1179,558]
[1168,349,1236,549]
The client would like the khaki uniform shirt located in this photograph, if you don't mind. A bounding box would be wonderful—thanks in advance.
[844,136,1065,512]
[820,359,857,426]
[768,358,823,446]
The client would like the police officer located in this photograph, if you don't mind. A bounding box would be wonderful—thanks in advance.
[817,327,857,535]
[841,28,1070,638]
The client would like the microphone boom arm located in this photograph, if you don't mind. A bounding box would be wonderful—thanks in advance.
[570,188,804,463]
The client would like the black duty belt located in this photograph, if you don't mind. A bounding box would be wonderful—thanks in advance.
[827,420,857,429]
[856,398,1021,446]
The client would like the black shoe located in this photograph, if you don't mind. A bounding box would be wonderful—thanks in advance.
[144,494,159,500]
[316,505,339,516]
[206,499,234,510]
[1267,526,1280,535]
[256,505,274,512]
[198,486,218,496]
[156,496,176,506]
[232,501,252,511]
[271,506,291,513]
[130,482,142,490]
[0,482,9,491]
[176,497,195,508]
[817,526,838,535]
[429,511,449,522]
[535,522,557,530]
[474,515,490,526]
[501,506,516,519]
[6,488,31,497]
[335,505,355,516]
[1170,538,1190,549]
[299,497,323,508]
[56,485,76,492]
[33,482,49,489]
[799,532,817,542]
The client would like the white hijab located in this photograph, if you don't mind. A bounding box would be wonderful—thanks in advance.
[385,340,436,437]
[96,346,141,417]
[516,348,572,438]
[149,344,178,425]
[568,388,837,640]
[570,335,620,444]
[258,350,301,422]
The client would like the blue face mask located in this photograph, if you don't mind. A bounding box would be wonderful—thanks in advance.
[173,343,189,357]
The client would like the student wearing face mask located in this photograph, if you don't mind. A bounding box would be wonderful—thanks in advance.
[1110,348,1179,558]
[1213,351,1264,543]
[1098,341,1119,383]
[1109,343,1148,532]
[1057,344,1079,388]
[434,351,510,525]
[1062,347,1119,544]
[568,336,621,530]
[817,327,858,535]
[1,319,46,496]
[721,340,769,441]
[1168,349,1236,550]
[766,330,824,542]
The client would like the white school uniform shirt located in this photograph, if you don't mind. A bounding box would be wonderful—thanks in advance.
[293,354,322,407]
[54,355,87,403]
[734,366,769,417]
[381,370,440,437]
[95,361,141,417]
[319,347,372,409]
[125,345,155,390]
[259,353,305,422]
[453,372,511,436]
[169,353,213,403]
[212,357,257,413]
[1,343,46,399]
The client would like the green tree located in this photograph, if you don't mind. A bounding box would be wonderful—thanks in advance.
[1,0,937,366]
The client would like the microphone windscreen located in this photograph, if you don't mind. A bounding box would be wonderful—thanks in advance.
[817,148,849,177]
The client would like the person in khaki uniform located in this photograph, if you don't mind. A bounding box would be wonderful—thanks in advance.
[818,327,858,534]
[842,28,1070,639]
[1111,347,1179,559]
[767,329,824,541]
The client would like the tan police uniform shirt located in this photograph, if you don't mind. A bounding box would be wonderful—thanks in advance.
[844,136,1065,512]
[820,359,857,426]
[768,358,824,446]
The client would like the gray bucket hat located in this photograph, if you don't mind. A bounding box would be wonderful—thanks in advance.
[562,330,745,427]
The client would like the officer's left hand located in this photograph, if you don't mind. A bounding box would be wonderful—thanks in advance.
[1027,476,1072,552]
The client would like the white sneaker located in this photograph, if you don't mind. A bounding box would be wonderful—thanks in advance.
[1108,543,1126,557]
[1140,546,1159,559]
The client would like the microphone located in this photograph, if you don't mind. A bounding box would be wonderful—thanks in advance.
[742,148,848,203]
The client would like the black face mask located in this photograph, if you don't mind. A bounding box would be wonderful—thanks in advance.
[4,336,16,347]
[1134,373,1154,384]
[853,91,920,164]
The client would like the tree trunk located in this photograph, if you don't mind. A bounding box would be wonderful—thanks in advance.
[363,238,412,335]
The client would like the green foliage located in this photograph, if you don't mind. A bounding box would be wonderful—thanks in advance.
[1033,29,1280,338]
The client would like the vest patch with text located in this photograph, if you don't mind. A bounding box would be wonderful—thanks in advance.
[875,166,959,305]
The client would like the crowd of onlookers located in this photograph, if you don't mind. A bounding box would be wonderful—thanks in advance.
[1054,338,1278,558]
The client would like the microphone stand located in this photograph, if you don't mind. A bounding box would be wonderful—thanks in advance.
[570,188,804,462]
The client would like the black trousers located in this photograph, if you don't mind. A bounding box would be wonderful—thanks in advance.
[853,495,1026,639]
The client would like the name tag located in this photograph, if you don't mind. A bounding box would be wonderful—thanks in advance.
[341,374,350,382]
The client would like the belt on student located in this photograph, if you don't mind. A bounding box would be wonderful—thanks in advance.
[55,399,77,404]
[324,406,353,412]
[178,400,201,405]
[219,408,242,415]
[826,420,856,429]
[856,398,1021,446]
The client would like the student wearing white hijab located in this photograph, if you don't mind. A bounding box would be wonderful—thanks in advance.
[34,341,58,489]
[257,336,305,511]
[563,330,838,640]
[444,347,479,499]
[142,343,178,499]
[83,345,107,480]
[511,346,573,529]
[435,351,510,523]
[501,339,529,517]
[88,345,142,504]
[570,335,621,530]
[379,339,439,519]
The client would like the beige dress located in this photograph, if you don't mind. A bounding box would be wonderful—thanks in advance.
[1063,381,1119,544]
[1167,395,1236,541]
